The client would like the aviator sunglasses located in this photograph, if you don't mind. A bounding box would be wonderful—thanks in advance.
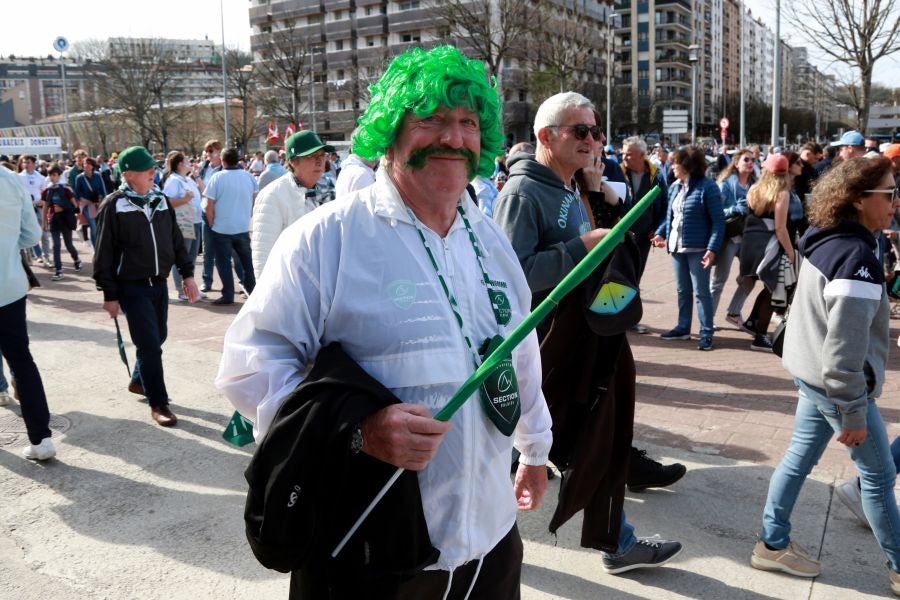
[548,124,603,141]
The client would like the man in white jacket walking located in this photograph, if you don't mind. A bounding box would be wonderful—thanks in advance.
[250,131,333,276]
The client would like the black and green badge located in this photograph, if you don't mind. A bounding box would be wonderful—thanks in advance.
[478,335,520,436]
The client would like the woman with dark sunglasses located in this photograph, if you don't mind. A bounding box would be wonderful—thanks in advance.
[712,148,757,329]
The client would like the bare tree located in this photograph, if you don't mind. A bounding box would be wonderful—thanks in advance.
[526,1,603,101]
[217,49,261,153]
[786,0,900,131]
[429,0,534,87]
[254,21,314,127]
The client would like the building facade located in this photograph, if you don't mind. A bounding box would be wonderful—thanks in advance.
[249,0,617,144]
[0,58,91,128]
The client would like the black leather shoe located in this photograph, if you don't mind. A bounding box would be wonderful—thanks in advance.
[627,447,686,492]
[151,405,178,427]
[211,298,235,306]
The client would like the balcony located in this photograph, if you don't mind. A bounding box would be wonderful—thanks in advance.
[654,0,691,8]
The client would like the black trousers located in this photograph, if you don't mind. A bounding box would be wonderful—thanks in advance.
[290,524,523,600]
[0,296,51,445]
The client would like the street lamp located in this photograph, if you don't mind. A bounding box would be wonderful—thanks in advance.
[688,44,700,145]
[606,12,618,139]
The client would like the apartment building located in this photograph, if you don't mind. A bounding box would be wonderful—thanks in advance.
[0,58,90,128]
[249,0,617,143]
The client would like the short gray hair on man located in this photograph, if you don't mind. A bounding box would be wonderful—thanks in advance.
[533,92,595,141]
[264,150,280,164]
[622,137,647,154]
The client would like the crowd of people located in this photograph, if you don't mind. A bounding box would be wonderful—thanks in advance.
[1,43,900,598]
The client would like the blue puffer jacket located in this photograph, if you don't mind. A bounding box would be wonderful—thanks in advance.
[655,176,725,253]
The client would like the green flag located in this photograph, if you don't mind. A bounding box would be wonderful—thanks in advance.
[113,317,130,377]
[222,411,255,447]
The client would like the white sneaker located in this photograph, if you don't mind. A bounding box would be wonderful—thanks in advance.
[835,476,870,528]
[23,437,56,461]
[177,294,189,301]
[197,291,207,300]
[0,390,10,406]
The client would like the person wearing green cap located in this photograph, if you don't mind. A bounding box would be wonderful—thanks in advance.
[217,46,551,598]
[250,130,334,275]
[93,146,199,427]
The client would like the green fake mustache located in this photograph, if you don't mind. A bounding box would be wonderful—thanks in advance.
[404,146,478,179]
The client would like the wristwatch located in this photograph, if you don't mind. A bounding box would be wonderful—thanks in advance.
[350,423,364,454]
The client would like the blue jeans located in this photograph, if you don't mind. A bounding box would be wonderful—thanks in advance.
[211,231,255,302]
[672,251,714,337]
[0,350,8,392]
[172,223,201,291]
[82,207,98,248]
[600,512,637,557]
[201,214,216,288]
[119,281,170,407]
[0,296,51,444]
[761,379,900,570]
[50,215,80,272]
[32,208,50,259]
[710,236,752,317]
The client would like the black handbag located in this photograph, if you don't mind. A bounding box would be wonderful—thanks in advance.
[771,318,787,357]
[725,214,745,239]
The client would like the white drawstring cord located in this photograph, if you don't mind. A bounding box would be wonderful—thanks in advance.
[441,568,454,600]
[461,555,486,600]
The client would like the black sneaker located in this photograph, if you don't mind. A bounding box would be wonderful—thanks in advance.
[660,329,691,341]
[740,318,757,336]
[750,334,774,353]
[200,283,212,293]
[74,260,83,272]
[601,537,683,574]
[627,447,687,492]
[51,272,63,281]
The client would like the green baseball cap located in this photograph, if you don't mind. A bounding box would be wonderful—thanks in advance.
[285,131,335,159]
[117,146,156,172]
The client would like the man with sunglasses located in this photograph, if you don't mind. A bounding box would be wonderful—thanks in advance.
[493,91,683,576]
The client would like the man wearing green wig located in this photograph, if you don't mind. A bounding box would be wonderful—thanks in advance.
[217,46,552,597]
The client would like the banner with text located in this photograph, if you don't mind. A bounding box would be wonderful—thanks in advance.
[0,136,62,155]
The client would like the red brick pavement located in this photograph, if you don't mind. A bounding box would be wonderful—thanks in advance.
[28,239,900,480]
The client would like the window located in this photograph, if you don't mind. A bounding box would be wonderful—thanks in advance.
[365,6,375,15]
[334,10,344,19]
[339,100,347,111]
[366,36,375,47]
[518,89,526,102]
[401,32,421,43]
[336,69,345,79]
[314,73,326,83]
[334,39,344,51]
[260,25,271,34]
[308,14,323,24]
[399,0,420,9]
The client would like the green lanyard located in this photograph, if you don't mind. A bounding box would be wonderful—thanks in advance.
[404,203,511,365]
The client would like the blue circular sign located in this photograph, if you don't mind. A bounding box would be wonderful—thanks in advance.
[53,37,69,53]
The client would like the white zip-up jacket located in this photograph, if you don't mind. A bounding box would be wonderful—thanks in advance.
[216,170,552,570]
[250,172,318,276]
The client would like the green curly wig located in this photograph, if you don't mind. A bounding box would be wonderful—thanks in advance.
[352,45,503,179]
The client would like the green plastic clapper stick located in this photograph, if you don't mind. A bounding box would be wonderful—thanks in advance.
[332,186,662,558]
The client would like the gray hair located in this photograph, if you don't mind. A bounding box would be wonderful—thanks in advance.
[622,136,647,154]
[264,150,280,164]
[533,92,595,141]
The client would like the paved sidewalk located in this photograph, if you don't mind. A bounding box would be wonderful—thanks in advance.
[1,243,899,599]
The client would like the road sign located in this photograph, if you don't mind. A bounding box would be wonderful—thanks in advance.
[663,110,689,135]
[719,117,730,129]
[53,37,69,53]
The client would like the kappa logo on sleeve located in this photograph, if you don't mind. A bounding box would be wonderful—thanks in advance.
[854,266,873,280]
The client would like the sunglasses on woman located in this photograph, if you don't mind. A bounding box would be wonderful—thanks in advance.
[864,188,899,202]
[549,124,603,141]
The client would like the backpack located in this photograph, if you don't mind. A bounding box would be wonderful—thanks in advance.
[46,185,72,210]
